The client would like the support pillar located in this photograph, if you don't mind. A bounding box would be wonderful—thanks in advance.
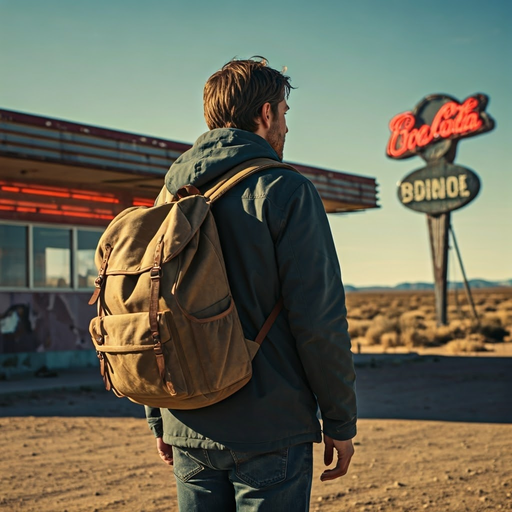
[427,212,450,326]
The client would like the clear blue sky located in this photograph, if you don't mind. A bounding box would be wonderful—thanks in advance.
[1,0,510,286]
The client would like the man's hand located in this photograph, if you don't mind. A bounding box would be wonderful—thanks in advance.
[320,434,354,481]
[156,437,173,466]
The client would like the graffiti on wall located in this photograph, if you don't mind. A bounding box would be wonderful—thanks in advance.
[0,292,92,353]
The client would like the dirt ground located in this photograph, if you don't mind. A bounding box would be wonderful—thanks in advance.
[1,350,511,512]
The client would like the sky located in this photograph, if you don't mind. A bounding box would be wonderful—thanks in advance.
[1,0,510,287]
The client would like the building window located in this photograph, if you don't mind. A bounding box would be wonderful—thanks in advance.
[33,227,72,288]
[0,222,103,290]
[77,230,102,288]
[0,224,28,287]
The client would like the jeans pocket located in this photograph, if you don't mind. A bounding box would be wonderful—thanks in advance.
[173,447,205,483]
[232,448,289,488]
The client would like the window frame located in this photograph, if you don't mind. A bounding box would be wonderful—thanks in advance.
[0,220,103,292]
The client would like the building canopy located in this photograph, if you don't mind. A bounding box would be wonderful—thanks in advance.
[0,109,379,226]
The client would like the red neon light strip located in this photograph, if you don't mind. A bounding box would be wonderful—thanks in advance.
[39,209,113,220]
[2,181,119,203]
[22,188,71,198]
[1,186,21,193]
[71,193,119,203]
[61,205,91,212]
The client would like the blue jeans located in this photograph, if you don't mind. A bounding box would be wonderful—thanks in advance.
[172,442,313,511]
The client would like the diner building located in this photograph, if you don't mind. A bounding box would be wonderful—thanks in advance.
[0,108,379,373]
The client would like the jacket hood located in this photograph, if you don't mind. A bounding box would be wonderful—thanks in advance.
[165,128,281,195]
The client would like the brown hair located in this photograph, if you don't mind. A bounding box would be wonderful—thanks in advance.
[203,56,293,132]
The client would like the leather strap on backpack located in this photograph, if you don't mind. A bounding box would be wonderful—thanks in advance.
[149,235,177,396]
[255,297,284,345]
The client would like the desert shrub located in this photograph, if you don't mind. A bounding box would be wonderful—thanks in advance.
[390,298,404,309]
[399,310,427,331]
[479,323,509,342]
[348,319,371,338]
[359,305,381,320]
[433,324,453,344]
[495,310,512,327]
[400,327,429,348]
[446,334,487,354]
[365,315,399,345]
[499,299,512,311]
[447,319,468,339]
[416,320,451,346]
[348,307,364,320]
[387,308,404,320]
[345,288,512,349]
[350,336,369,353]
[381,331,401,351]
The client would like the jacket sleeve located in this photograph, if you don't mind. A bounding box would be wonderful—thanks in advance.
[144,406,164,438]
[274,179,357,440]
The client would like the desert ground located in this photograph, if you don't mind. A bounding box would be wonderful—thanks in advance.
[1,288,511,512]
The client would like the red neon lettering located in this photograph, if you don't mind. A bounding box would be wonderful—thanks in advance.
[387,96,484,158]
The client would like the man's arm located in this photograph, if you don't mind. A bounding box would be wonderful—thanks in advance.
[274,179,357,443]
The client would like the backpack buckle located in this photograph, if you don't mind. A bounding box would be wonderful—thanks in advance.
[150,266,161,279]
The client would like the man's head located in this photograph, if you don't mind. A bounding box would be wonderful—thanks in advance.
[203,57,292,159]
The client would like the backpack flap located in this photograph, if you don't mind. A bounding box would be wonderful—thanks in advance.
[95,197,211,276]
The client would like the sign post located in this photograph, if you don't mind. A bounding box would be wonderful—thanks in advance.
[386,94,495,325]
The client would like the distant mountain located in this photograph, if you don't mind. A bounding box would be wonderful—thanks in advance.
[345,279,512,292]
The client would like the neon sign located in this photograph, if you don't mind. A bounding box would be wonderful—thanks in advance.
[387,94,495,160]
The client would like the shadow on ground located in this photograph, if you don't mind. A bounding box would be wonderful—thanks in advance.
[0,355,510,423]
[356,355,511,423]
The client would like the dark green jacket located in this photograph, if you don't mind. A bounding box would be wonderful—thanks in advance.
[146,128,356,451]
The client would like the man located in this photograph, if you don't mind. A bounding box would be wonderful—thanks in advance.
[146,57,357,511]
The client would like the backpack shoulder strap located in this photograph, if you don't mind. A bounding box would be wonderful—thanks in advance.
[205,158,298,203]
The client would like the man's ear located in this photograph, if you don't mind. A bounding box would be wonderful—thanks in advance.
[258,102,272,130]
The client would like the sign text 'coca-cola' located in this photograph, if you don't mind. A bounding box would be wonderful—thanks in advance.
[387,94,495,160]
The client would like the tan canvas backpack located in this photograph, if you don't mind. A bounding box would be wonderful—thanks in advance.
[88,158,297,409]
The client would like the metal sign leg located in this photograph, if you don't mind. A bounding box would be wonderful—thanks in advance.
[427,213,450,326]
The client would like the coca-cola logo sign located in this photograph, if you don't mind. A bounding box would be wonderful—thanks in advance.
[387,94,495,160]
[397,162,481,214]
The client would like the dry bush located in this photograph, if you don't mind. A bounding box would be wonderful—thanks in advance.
[478,320,509,342]
[345,288,512,350]
[400,327,429,349]
[364,315,399,345]
[433,324,453,344]
[418,305,436,320]
[499,299,512,311]
[348,319,371,338]
[350,336,369,353]
[445,334,487,354]
[381,331,401,351]
[399,310,427,332]
[447,319,469,339]
[359,305,381,320]
[495,309,512,328]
